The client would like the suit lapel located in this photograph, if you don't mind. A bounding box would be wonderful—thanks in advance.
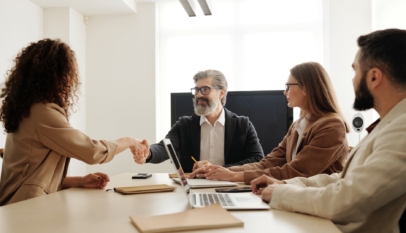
[340,147,358,178]
[340,135,369,178]
[224,108,236,162]
[292,118,317,161]
[190,115,201,160]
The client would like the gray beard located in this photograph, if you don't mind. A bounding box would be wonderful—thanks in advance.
[193,98,218,116]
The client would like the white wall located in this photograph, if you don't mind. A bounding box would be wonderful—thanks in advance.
[324,0,374,147]
[0,0,43,174]
[373,0,406,30]
[68,8,88,176]
[86,3,173,176]
[43,8,70,42]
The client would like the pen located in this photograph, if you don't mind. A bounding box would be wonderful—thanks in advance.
[191,156,198,163]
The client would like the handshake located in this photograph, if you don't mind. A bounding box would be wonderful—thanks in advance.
[130,138,151,164]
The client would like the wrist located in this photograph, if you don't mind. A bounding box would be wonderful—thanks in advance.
[127,136,135,147]
[147,149,152,160]
[62,176,84,189]
[231,172,244,182]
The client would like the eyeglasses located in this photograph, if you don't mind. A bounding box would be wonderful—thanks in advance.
[285,83,301,92]
[191,86,219,95]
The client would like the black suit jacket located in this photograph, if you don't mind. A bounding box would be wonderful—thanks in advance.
[148,108,264,172]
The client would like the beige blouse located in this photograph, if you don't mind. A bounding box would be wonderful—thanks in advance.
[0,103,118,206]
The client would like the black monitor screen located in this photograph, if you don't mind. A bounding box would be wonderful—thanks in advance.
[171,90,294,154]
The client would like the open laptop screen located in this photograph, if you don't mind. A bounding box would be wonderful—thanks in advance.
[163,138,270,210]
[164,138,190,194]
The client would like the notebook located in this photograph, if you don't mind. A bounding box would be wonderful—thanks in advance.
[114,184,176,195]
[163,138,270,210]
[130,204,243,233]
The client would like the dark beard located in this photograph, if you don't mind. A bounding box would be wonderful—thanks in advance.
[353,74,374,111]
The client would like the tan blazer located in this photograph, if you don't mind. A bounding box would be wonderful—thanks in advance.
[0,103,118,206]
[271,98,406,233]
[229,115,349,184]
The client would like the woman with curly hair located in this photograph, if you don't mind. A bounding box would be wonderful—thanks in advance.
[0,39,149,206]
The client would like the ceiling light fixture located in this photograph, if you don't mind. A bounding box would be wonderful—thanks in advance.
[179,0,197,17]
[197,0,212,16]
[179,0,212,17]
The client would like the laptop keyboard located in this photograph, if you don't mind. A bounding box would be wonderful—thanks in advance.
[195,193,235,207]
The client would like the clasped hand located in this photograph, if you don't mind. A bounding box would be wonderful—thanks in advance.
[130,139,150,164]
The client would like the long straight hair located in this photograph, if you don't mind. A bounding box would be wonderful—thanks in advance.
[290,62,349,132]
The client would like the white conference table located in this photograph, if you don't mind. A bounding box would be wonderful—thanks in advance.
[0,173,341,233]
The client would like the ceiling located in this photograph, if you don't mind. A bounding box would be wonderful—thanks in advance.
[29,0,174,16]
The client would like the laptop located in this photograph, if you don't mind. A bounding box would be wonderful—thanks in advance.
[163,138,270,210]
[172,177,237,189]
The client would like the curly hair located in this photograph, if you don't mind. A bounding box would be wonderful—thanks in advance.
[0,38,80,133]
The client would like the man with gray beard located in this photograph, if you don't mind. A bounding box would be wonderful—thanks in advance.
[136,70,264,172]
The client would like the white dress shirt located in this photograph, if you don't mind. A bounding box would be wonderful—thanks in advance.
[199,109,225,165]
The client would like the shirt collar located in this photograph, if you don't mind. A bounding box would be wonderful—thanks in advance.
[200,108,225,126]
[371,97,406,133]
[366,119,380,134]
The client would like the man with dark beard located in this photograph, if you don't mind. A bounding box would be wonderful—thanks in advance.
[249,29,406,233]
[136,70,264,172]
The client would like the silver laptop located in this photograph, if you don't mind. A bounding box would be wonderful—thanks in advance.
[163,138,270,210]
[172,177,237,189]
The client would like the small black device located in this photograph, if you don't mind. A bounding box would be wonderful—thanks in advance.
[215,187,252,193]
[132,173,152,179]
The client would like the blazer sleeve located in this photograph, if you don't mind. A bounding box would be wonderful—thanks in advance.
[242,118,347,184]
[147,121,182,164]
[224,120,264,167]
[34,104,118,164]
[285,172,341,188]
[228,123,294,172]
[270,118,406,223]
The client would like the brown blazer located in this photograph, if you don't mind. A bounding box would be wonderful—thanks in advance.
[229,115,348,184]
[0,103,118,206]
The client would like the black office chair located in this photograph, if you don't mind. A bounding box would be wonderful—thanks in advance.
[400,208,406,233]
